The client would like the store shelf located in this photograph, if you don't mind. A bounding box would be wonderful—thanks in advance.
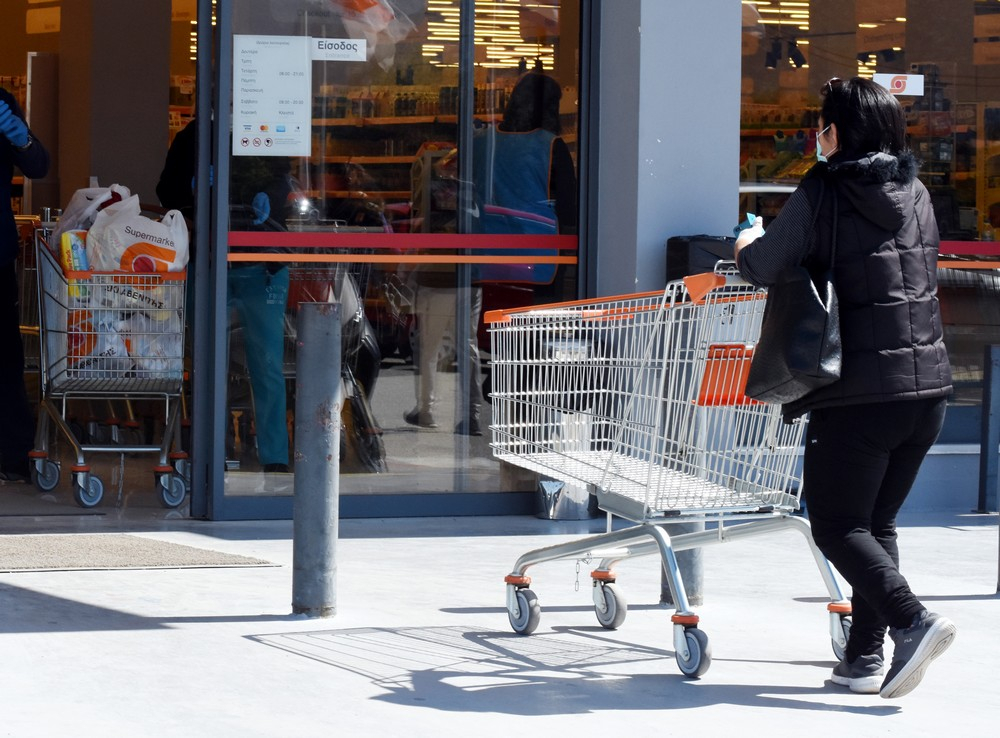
[434,114,501,125]
[304,86,577,223]
[319,156,416,165]
[312,114,506,128]
[305,189,410,200]
[741,127,815,137]
[314,115,441,127]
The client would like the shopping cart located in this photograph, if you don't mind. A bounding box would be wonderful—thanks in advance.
[15,215,40,372]
[29,230,188,508]
[486,263,850,678]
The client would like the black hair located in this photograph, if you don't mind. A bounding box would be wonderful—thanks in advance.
[820,77,908,158]
[500,72,562,135]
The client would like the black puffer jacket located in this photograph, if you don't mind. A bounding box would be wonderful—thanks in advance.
[784,151,952,419]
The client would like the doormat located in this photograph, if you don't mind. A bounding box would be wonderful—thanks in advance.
[0,534,276,572]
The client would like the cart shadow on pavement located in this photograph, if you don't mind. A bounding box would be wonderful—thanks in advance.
[248,624,901,717]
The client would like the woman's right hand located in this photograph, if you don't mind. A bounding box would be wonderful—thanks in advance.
[733,216,764,263]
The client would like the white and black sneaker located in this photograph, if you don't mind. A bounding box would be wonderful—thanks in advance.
[831,653,884,694]
[880,611,956,699]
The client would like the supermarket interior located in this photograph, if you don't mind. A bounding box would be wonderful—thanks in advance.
[2,1,1000,520]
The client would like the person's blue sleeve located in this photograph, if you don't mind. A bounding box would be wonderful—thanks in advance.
[0,99,29,148]
[251,191,271,226]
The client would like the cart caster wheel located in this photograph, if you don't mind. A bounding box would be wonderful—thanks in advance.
[119,426,144,446]
[73,474,104,508]
[87,422,110,444]
[594,582,627,630]
[676,627,712,678]
[157,473,187,509]
[173,458,191,484]
[508,588,541,635]
[69,421,86,444]
[832,615,852,661]
[32,459,60,492]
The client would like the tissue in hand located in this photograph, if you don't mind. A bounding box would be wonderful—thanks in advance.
[733,212,763,237]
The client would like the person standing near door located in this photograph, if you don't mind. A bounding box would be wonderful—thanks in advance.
[404,72,578,436]
[157,118,291,474]
[0,88,49,483]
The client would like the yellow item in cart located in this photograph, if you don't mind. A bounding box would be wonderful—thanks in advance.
[59,230,89,271]
[59,230,90,300]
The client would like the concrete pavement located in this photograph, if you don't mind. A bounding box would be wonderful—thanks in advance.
[0,509,997,736]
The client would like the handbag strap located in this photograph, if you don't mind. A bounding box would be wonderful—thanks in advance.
[828,185,839,270]
[804,176,838,276]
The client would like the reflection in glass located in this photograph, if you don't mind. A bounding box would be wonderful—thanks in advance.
[226,0,579,497]
[739,0,1000,412]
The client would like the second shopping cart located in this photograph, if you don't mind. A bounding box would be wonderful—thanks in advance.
[30,227,188,508]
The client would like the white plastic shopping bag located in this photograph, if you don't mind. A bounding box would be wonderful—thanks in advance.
[119,311,184,379]
[334,0,416,70]
[66,308,132,379]
[87,197,189,273]
[51,183,132,246]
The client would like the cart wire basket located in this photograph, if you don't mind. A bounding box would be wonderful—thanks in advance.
[485,263,850,678]
[30,231,189,509]
[15,215,41,372]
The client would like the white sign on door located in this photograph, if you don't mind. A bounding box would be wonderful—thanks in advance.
[233,35,312,157]
[312,38,367,63]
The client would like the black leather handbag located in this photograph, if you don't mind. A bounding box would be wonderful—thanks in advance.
[745,184,841,404]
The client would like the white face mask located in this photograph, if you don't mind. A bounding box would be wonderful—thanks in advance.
[816,125,836,162]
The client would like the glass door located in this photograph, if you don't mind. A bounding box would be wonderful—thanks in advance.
[204,0,581,518]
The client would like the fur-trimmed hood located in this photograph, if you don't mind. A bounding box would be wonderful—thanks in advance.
[823,150,923,232]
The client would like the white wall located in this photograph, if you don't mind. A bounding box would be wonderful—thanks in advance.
[595,0,742,295]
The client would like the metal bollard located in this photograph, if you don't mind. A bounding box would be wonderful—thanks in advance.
[659,521,705,607]
[979,345,1000,514]
[977,346,1000,592]
[292,303,342,617]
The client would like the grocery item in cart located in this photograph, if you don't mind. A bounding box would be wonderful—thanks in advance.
[59,230,89,300]
[87,195,189,273]
[66,308,131,378]
[90,274,171,318]
[51,183,131,244]
[120,310,183,379]
[59,230,89,271]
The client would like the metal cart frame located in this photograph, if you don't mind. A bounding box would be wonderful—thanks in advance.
[15,214,41,372]
[485,264,850,677]
[30,230,189,508]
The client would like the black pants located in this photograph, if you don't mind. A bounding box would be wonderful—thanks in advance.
[0,262,35,474]
[802,397,947,661]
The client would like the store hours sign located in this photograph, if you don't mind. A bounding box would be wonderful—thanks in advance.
[233,35,312,157]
